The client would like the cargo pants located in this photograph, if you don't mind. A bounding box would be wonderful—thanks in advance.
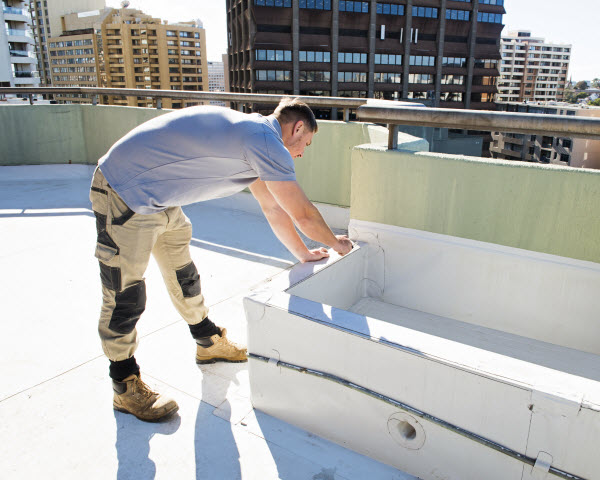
[90,168,209,362]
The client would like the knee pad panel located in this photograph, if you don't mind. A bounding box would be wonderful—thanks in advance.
[176,262,201,298]
[109,280,146,334]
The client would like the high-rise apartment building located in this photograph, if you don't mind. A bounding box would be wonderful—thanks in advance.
[497,31,571,103]
[47,7,208,108]
[28,0,105,86]
[1,0,40,90]
[227,0,505,117]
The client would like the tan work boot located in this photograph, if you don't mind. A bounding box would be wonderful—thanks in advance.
[196,328,248,364]
[113,374,179,422]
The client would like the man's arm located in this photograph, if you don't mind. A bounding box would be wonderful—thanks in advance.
[249,179,352,262]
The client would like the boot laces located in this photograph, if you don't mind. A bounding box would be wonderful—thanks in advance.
[134,378,156,400]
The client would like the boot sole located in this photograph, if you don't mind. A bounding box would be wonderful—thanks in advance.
[196,357,248,365]
[113,404,179,423]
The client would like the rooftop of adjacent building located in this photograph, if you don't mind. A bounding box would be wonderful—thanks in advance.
[502,31,572,47]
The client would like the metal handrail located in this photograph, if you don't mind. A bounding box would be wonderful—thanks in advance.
[356,103,600,147]
[0,87,365,119]
[1,87,599,144]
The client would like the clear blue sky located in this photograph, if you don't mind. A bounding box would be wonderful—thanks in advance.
[107,0,598,80]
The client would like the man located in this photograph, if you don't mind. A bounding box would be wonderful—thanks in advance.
[90,97,353,422]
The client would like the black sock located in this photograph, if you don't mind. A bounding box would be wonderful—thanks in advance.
[189,317,221,339]
[110,356,140,382]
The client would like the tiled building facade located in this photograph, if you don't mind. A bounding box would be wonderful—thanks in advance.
[227,0,505,117]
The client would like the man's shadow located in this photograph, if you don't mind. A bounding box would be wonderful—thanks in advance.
[114,409,181,480]
[194,364,244,479]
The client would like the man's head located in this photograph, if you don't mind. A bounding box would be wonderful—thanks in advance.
[273,97,318,159]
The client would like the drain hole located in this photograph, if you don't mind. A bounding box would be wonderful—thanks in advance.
[397,421,417,441]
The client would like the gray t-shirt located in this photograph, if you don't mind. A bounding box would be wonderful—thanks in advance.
[98,106,296,214]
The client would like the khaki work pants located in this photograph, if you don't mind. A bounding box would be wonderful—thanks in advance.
[90,168,209,362]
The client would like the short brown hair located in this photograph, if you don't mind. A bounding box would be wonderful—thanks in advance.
[273,97,318,133]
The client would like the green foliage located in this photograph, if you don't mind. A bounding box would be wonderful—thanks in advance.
[577,92,590,99]
[575,80,589,90]
[589,98,600,106]
[592,78,600,88]
[564,89,578,103]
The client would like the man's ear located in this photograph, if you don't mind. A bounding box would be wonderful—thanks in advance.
[293,120,304,136]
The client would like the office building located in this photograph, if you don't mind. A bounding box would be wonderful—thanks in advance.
[490,101,600,168]
[48,7,208,108]
[227,0,505,117]
[497,30,571,103]
[1,0,40,90]
[208,60,226,105]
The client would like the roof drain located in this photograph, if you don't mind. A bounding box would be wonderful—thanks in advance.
[249,353,587,480]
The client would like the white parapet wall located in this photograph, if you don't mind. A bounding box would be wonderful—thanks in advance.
[244,221,600,480]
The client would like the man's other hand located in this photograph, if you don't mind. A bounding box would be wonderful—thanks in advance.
[333,235,353,256]
[300,247,330,263]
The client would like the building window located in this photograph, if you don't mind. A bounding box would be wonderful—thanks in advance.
[338,52,368,64]
[442,57,467,67]
[338,71,367,82]
[374,72,402,84]
[439,92,464,102]
[409,74,433,84]
[340,1,368,12]
[474,58,498,68]
[298,0,331,9]
[256,49,293,61]
[477,12,503,23]
[376,3,404,15]
[300,51,331,62]
[339,90,368,98]
[255,70,292,81]
[374,54,402,65]
[410,55,435,66]
[441,74,464,85]
[255,0,292,6]
[479,0,504,5]
[299,71,331,82]
[446,9,470,21]
[412,6,438,18]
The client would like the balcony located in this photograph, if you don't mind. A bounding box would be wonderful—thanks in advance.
[5,28,35,43]
[0,97,599,480]
[2,6,30,21]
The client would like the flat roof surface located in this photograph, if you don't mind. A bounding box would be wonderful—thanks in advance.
[0,165,415,479]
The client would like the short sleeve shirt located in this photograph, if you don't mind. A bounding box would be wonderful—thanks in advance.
[98,106,296,214]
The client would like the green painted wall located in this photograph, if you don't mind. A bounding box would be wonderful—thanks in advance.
[81,105,167,164]
[0,105,85,165]
[294,121,389,206]
[351,145,600,263]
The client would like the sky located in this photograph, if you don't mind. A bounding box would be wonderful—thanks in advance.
[106,0,598,80]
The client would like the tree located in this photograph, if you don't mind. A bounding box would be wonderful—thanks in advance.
[577,92,590,100]
[575,80,589,90]
[590,98,600,107]
[564,89,578,103]
[592,78,600,89]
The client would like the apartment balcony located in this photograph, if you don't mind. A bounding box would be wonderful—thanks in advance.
[3,6,31,21]
[9,51,36,64]
[0,99,599,480]
[5,28,35,44]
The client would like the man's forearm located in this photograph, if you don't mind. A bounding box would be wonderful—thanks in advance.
[263,206,314,262]
[293,203,338,248]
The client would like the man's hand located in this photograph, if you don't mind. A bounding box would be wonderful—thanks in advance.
[299,247,330,263]
[333,235,353,256]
